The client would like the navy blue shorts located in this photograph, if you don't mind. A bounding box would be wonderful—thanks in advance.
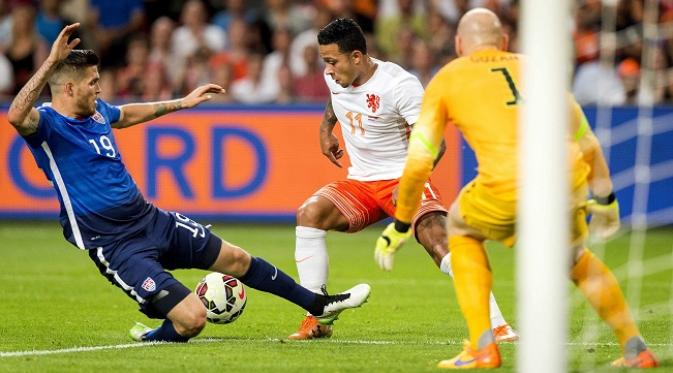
[88,207,221,318]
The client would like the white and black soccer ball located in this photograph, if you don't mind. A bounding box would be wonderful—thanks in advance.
[195,272,247,324]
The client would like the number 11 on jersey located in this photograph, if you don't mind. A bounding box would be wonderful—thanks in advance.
[345,111,365,135]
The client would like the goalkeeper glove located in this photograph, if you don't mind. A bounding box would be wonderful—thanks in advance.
[375,221,412,271]
[587,192,620,241]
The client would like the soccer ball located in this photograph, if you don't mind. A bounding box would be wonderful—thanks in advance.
[195,272,247,324]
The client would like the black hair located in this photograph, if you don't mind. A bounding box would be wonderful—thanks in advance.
[54,50,100,76]
[317,18,367,54]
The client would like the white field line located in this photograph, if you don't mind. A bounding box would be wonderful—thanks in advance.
[2,338,673,358]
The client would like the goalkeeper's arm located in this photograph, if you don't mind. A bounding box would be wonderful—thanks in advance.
[571,100,619,239]
[571,100,613,198]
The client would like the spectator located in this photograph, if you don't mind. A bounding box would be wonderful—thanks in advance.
[275,64,294,104]
[209,17,249,81]
[289,6,332,76]
[210,62,235,103]
[409,39,437,87]
[375,0,428,63]
[261,27,292,99]
[0,0,13,51]
[181,46,213,95]
[230,53,276,103]
[147,16,181,92]
[426,6,454,57]
[5,0,48,94]
[117,36,150,99]
[293,44,329,103]
[36,0,73,45]
[142,63,173,101]
[172,0,226,62]
[88,0,145,68]
[262,0,312,35]
[618,58,641,105]
[351,0,377,33]
[212,0,251,33]
[395,26,416,68]
[0,52,13,96]
[573,59,626,105]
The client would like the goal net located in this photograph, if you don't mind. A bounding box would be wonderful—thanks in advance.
[569,0,673,370]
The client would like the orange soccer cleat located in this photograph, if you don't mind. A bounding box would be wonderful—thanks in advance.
[492,323,519,343]
[437,341,501,369]
[287,315,333,340]
[611,349,658,368]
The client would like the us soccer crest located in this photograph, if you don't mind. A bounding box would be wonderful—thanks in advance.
[141,277,156,292]
[366,94,380,113]
[92,111,105,124]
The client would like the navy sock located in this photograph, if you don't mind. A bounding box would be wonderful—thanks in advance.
[143,319,190,343]
[239,257,324,315]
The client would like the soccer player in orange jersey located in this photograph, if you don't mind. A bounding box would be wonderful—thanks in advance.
[288,18,517,342]
[385,8,658,369]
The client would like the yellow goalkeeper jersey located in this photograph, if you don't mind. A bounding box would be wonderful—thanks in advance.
[395,48,590,222]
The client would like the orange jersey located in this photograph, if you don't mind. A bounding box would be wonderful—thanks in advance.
[395,48,590,223]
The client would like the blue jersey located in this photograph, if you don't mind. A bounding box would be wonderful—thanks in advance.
[23,99,153,249]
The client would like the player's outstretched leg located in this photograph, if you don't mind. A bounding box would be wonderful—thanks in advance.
[571,249,658,368]
[210,239,370,330]
[417,212,518,343]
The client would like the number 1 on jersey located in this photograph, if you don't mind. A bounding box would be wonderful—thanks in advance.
[345,111,364,135]
[491,67,523,106]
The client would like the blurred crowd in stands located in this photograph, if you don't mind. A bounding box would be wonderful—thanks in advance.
[0,0,672,105]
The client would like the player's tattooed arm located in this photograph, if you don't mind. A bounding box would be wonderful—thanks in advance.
[8,23,81,136]
[113,99,183,128]
[114,84,224,129]
[320,97,338,132]
[7,64,51,135]
[320,97,344,167]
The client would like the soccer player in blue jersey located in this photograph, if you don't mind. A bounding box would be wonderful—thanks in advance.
[7,23,371,343]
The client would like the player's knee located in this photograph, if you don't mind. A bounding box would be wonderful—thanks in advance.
[214,243,251,277]
[417,213,448,245]
[296,200,324,228]
[230,246,252,274]
[175,308,207,337]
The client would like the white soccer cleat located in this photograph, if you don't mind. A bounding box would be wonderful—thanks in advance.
[316,284,371,324]
[129,322,153,342]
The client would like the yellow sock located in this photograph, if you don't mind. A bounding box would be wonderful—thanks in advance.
[449,235,492,349]
[570,249,640,347]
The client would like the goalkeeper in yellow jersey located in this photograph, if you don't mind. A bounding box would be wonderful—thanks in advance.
[381,7,659,370]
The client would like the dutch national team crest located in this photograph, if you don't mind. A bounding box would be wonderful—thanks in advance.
[366,94,380,113]
[92,111,105,124]
[141,277,156,292]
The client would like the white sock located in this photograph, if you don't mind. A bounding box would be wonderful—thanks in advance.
[439,253,508,328]
[439,253,453,276]
[489,292,507,328]
[295,226,328,294]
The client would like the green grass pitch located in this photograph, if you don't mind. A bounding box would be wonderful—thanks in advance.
[0,222,671,372]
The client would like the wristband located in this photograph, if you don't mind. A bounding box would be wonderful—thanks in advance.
[594,192,616,205]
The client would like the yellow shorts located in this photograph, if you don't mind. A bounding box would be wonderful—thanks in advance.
[458,180,589,248]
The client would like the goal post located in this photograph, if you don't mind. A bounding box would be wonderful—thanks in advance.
[518,1,572,372]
